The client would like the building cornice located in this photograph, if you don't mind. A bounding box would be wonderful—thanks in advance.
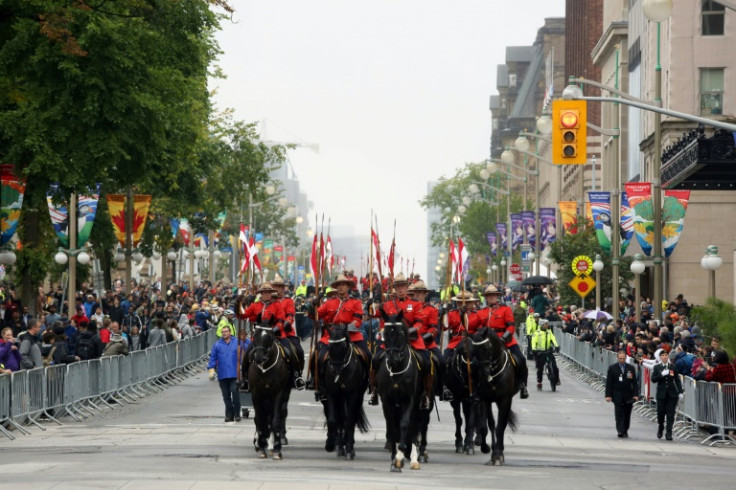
[591,21,628,67]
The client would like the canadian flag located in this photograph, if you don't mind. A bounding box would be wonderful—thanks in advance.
[239,224,261,274]
[371,228,382,277]
[325,236,334,276]
[457,237,469,284]
[309,234,318,282]
[449,239,458,282]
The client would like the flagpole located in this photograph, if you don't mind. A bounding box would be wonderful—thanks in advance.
[307,214,320,384]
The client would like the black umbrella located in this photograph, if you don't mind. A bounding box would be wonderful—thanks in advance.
[511,285,528,293]
[521,275,554,286]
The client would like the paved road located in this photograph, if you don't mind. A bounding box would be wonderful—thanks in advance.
[4,351,735,490]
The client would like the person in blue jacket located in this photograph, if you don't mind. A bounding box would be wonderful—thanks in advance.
[207,325,241,422]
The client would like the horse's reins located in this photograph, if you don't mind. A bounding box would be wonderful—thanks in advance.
[327,333,354,382]
[252,325,281,373]
[384,322,413,377]
[472,336,510,382]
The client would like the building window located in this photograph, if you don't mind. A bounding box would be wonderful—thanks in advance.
[702,0,725,36]
[700,68,724,115]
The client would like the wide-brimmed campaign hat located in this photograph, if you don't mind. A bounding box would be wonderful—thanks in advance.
[451,290,479,302]
[257,282,276,293]
[331,274,353,288]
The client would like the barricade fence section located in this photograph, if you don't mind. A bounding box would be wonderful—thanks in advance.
[0,329,216,439]
[554,327,735,446]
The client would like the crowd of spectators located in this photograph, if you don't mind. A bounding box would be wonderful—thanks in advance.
[0,277,255,373]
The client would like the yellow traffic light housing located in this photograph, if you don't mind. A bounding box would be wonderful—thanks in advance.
[552,99,587,164]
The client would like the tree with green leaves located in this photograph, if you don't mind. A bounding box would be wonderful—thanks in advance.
[691,298,736,358]
[0,0,227,309]
[420,161,530,281]
[547,221,633,310]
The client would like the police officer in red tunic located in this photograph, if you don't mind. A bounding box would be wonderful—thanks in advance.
[410,280,447,401]
[309,275,369,397]
[240,283,301,389]
[369,273,434,409]
[476,284,529,399]
[442,290,482,400]
[271,275,306,390]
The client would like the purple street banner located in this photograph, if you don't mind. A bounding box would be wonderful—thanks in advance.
[495,222,507,252]
[486,231,497,257]
[539,208,556,250]
[589,191,612,255]
[511,213,523,251]
[522,210,535,248]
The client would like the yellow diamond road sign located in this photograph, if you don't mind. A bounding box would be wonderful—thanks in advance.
[569,275,596,298]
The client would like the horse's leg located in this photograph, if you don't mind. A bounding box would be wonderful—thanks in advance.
[336,396,346,458]
[485,402,499,466]
[344,392,359,460]
[417,408,429,463]
[475,400,491,454]
[253,397,269,458]
[462,398,475,455]
[492,399,512,466]
[271,391,284,460]
[325,395,337,453]
[409,441,420,470]
[280,391,290,446]
[451,399,463,453]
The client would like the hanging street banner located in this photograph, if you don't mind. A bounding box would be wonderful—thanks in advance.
[625,182,654,256]
[663,190,691,258]
[539,207,556,251]
[495,223,507,252]
[76,186,101,247]
[558,201,578,235]
[589,191,612,255]
[620,191,635,255]
[486,231,497,257]
[0,165,25,247]
[511,213,523,251]
[107,194,152,247]
[522,210,535,248]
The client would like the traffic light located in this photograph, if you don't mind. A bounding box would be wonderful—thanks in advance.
[552,99,587,164]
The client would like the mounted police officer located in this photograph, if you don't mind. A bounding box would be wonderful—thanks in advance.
[271,275,306,390]
[476,285,529,399]
[442,290,481,401]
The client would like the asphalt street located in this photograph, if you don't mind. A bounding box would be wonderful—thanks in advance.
[3,348,735,490]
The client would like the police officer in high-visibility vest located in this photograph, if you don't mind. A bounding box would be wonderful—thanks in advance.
[531,319,559,389]
[525,311,540,358]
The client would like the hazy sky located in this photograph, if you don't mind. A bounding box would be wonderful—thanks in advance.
[211,0,566,281]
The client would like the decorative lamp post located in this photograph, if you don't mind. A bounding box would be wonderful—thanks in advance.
[630,254,646,322]
[642,0,673,323]
[593,254,605,311]
[500,258,507,284]
[700,245,723,299]
[492,263,498,283]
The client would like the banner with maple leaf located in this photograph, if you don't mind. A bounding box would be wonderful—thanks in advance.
[106,194,152,247]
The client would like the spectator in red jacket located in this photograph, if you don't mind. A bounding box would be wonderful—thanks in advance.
[704,350,736,383]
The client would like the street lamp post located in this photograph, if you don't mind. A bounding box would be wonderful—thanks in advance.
[643,0,673,324]
[492,263,498,284]
[593,254,604,311]
[630,254,646,322]
[700,245,723,299]
[500,258,507,284]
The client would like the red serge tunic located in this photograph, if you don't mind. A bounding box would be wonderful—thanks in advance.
[242,301,286,336]
[414,303,439,349]
[476,304,517,348]
[381,298,426,350]
[317,296,364,345]
[446,309,481,350]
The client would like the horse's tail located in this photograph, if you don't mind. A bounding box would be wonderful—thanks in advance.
[507,409,519,432]
[356,405,371,433]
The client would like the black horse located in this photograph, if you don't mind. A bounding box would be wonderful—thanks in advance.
[444,341,490,455]
[321,323,371,460]
[376,311,423,471]
[246,318,292,460]
[471,327,519,466]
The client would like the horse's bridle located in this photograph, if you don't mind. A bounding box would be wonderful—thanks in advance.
[472,336,510,382]
[383,322,412,377]
[251,325,281,373]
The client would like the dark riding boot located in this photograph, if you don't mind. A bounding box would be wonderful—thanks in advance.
[293,370,306,390]
[420,372,433,410]
[441,385,454,402]
[368,368,379,406]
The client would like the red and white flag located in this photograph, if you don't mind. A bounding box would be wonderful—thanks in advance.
[249,235,261,273]
[309,234,318,282]
[371,228,382,277]
[457,237,469,284]
[449,239,457,282]
[239,224,249,274]
[325,235,334,276]
[387,238,396,278]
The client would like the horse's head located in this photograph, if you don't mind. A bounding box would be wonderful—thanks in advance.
[472,327,507,378]
[251,314,279,365]
[381,311,409,367]
[328,323,350,364]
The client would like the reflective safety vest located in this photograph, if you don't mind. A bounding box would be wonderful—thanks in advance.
[531,329,558,351]
[526,315,538,336]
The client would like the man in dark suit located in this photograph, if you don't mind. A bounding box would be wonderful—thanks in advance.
[651,350,683,440]
[605,350,639,438]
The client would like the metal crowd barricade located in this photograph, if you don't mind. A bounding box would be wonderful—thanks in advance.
[0,374,16,439]
[675,376,701,440]
[720,383,736,444]
[4,331,213,436]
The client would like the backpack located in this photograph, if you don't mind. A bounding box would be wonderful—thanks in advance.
[76,334,93,360]
[42,346,57,367]
[20,354,35,370]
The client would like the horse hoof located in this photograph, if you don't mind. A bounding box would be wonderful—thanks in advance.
[273,453,282,460]
[337,447,346,458]
[325,440,336,453]
[455,445,463,454]
[384,441,392,451]
[464,447,475,455]
[410,462,421,470]
[390,464,402,473]
[494,459,502,466]
[395,458,404,469]
[258,451,267,459]
[346,451,355,460]
[281,437,289,446]
[481,443,491,454]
